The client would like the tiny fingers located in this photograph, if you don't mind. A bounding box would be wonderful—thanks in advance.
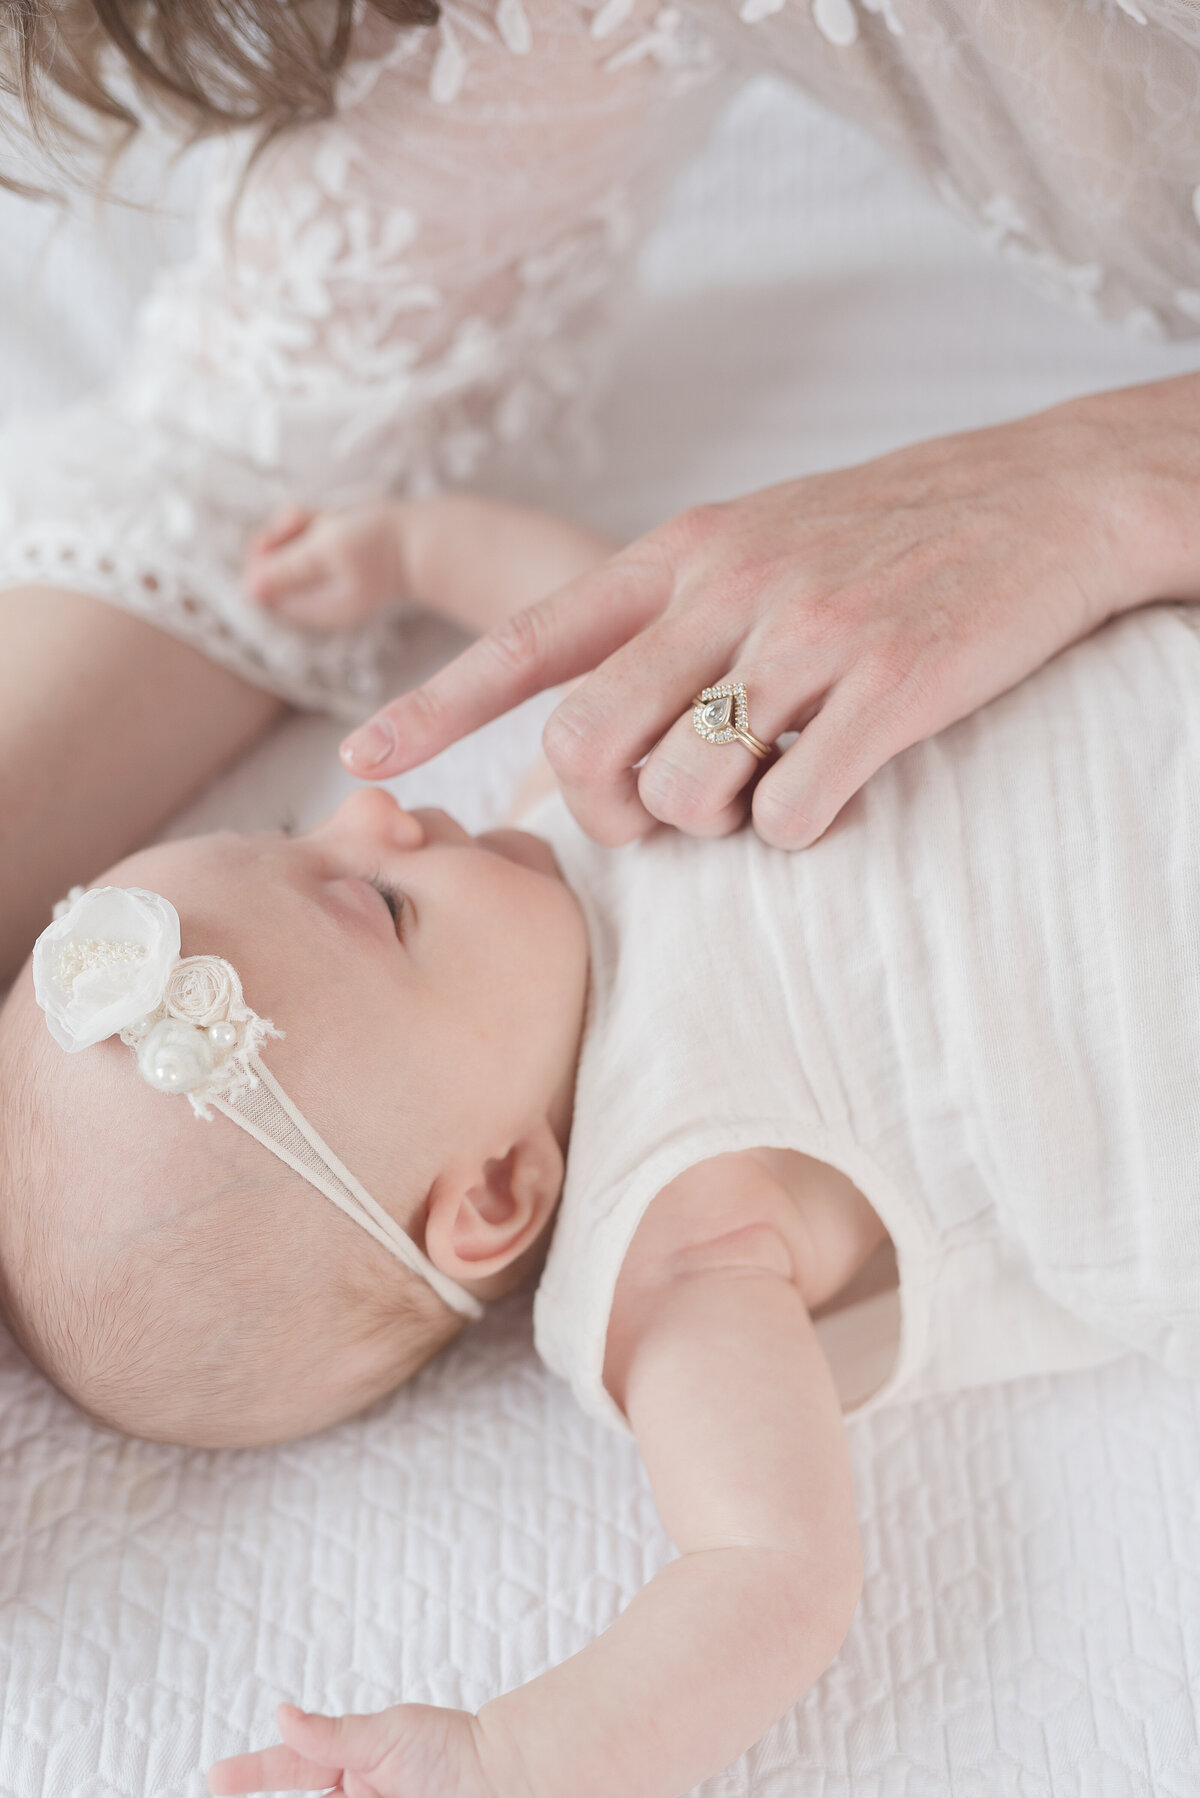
[249,506,314,558]
[246,541,328,608]
[278,1702,419,1778]
[205,1704,400,1794]
[206,1738,341,1795]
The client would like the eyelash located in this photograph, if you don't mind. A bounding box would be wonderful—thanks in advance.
[369,873,407,934]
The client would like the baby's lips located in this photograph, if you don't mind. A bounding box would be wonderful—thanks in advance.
[341,717,398,771]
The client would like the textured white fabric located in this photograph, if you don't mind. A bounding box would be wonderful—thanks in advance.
[4,0,1200,711]
[533,601,1200,1433]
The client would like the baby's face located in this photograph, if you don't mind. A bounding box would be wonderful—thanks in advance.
[118,787,589,1206]
[0,787,589,1445]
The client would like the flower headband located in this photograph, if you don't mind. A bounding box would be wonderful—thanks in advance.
[32,886,483,1321]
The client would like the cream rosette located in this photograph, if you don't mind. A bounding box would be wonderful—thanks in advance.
[137,954,269,1106]
[33,887,182,1052]
[163,957,243,1030]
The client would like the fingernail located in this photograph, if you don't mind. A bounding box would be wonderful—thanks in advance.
[341,719,397,769]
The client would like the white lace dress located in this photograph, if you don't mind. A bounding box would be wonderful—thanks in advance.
[1,0,1198,715]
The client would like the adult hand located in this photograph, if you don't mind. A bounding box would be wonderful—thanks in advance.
[340,379,1199,847]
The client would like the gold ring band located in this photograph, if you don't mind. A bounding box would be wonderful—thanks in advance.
[692,683,773,760]
[732,724,772,759]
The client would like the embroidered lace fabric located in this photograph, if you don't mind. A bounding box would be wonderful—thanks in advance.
[1,0,1199,714]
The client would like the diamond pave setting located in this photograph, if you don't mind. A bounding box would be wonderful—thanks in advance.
[693,682,750,745]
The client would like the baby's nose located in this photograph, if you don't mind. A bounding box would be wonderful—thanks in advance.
[330,785,425,848]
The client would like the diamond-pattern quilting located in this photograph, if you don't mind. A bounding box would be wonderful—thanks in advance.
[2,1304,1199,1797]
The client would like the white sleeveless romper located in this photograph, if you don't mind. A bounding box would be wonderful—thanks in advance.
[531,605,1200,1435]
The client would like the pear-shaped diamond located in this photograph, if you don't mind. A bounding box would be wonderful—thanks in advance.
[701,693,733,731]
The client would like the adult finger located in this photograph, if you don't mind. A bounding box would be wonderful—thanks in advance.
[637,659,831,837]
[340,555,670,778]
[750,667,913,849]
[542,608,745,844]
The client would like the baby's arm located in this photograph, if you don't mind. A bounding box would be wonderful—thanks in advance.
[245,494,616,635]
[209,1155,863,1798]
[478,1157,863,1797]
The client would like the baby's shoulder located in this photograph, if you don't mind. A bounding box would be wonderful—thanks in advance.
[612,1148,889,1316]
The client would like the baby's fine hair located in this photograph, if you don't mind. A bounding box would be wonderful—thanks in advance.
[0,984,461,1449]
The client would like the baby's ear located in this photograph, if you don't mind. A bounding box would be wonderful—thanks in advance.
[423,1121,563,1283]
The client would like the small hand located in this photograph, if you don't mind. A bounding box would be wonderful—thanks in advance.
[208,1700,510,1798]
[245,502,403,632]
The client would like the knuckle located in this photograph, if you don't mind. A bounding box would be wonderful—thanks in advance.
[542,702,601,782]
[859,643,909,704]
[861,627,946,720]
[787,585,845,647]
[657,500,729,558]
[752,782,819,850]
[486,604,551,680]
[638,754,725,830]
[679,500,727,541]
[400,679,448,740]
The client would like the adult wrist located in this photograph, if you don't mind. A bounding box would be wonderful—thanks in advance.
[1062,373,1200,616]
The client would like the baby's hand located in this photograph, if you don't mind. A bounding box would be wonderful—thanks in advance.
[208,1700,513,1798]
[245,502,404,632]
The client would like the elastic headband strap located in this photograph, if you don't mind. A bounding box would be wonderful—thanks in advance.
[213,1059,482,1321]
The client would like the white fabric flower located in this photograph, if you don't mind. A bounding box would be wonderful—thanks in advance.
[33,887,181,1052]
[164,957,241,1028]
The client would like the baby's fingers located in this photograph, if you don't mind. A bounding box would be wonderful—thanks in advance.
[249,506,314,557]
[207,1702,396,1793]
[246,539,330,609]
[207,1734,341,1794]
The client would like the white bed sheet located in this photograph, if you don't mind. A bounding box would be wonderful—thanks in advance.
[3,75,1200,1798]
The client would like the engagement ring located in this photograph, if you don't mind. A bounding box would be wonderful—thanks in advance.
[691,683,772,759]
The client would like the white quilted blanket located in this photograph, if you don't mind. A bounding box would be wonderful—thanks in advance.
[3,76,1200,1798]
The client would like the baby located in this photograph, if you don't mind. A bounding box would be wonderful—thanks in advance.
[1,494,1198,1798]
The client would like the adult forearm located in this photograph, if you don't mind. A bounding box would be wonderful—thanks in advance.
[477,1545,855,1798]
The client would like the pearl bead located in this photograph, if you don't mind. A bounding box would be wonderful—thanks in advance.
[137,1018,214,1095]
[124,1014,157,1040]
[207,1021,239,1052]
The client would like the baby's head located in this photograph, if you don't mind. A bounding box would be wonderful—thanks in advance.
[0,790,588,1448]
